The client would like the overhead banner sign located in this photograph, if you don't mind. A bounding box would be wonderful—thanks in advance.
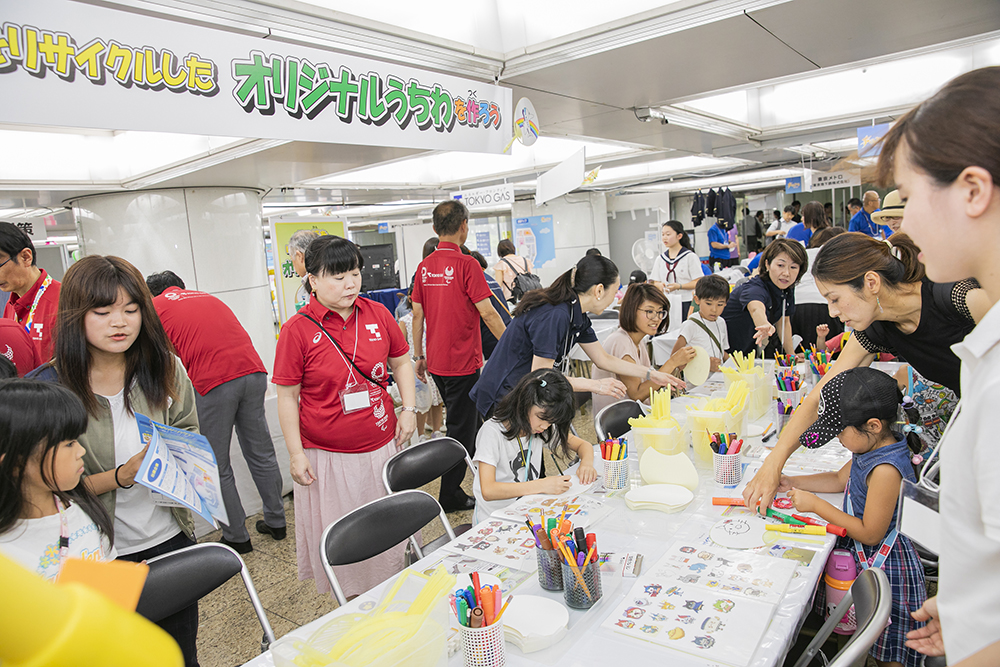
[0,0,511,154]
[858,123,891,158]
[810,170,862,191]
[451,184,514,211]
[784,176,803,194]
[536,149,585,206]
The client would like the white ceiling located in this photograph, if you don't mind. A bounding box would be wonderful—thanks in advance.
[2,0,1000,220]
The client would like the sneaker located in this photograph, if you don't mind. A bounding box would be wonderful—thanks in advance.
[430,431,442,440]
[220,536,253,554]
[255,520,287,541]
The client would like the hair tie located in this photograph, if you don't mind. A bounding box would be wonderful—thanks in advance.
[883,238,901,261]
[569,266,578,286]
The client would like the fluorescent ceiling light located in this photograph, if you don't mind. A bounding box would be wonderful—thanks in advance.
[637,106,758,141]
[638,167,804,193]
[590,155,752,187]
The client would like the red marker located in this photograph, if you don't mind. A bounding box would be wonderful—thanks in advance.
[792,514,848,537]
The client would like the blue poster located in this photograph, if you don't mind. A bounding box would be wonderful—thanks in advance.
[858,123,890,158]
[784,176,802,194]
[513,215,555,266]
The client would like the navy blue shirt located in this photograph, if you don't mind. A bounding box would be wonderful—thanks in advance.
[470,299,597,416]
[785,223,812,245]
[721,275,796,355]
[708,224,729,260]
[481,271,512,359]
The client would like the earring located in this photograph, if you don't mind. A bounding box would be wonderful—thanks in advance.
[876,295,883,313]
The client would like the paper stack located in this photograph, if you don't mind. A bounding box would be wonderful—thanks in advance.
[624,484,694,514]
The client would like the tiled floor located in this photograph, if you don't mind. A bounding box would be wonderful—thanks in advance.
[195,411,599,667]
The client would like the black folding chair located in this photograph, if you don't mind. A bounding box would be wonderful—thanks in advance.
[382,437,475,554]
[319,490,451,605]
[594,399,644,441]
[137,542,276,652]
[792,567,891,667]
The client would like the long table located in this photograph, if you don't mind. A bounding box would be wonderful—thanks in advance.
[243,379,851,667]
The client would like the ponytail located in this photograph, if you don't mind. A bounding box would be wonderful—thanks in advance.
[513,255,619,317]
[662,220,692,251]
[812,231,925,291]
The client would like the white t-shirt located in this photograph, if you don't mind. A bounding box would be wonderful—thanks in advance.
[650,247,702,302]
[677,312,729,360]
[793,247,825,305]
[105,389,179,555]
[473,419,546,524]
[766,219,790,244]
[592,328,650,416]
[937,300,1000,662]
[0,503,115,581]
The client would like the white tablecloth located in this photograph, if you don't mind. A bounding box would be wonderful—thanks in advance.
[242,401,850,667]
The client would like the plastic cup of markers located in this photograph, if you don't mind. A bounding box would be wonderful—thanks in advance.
[713,451,742,485]
[561,560,603,609]
[461,619,506,667]
[603,458,630,491]
[776,411,795,438]
[777,388,805,417]
[535,546,564,591]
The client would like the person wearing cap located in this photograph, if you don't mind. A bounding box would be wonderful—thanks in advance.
[872,190,905,235]
[779,367,927,667]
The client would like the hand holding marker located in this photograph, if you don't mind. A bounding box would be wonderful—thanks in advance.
[710,497,847,536]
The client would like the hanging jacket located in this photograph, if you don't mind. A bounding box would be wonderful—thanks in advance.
[690,191,706,227]
[706,188,717,217]
[718,188,738,227]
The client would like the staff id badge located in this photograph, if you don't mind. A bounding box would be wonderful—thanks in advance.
[340,381,371,413]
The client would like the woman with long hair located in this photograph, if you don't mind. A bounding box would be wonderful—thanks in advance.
[470,254,684,418]
[30,255,202,666]
[870,66,1000,664]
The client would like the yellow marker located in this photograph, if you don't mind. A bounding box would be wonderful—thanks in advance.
[610,442,620,460]
[765,524,826,535]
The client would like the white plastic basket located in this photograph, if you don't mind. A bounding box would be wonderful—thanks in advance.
[603,458,630,491]
[713,451,743,486]
[460,620,506,667]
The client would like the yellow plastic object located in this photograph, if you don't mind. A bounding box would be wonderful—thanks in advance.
[272,566,456,667]
[686,381,749,466]
[630,424,685,458]
[0,552,182,667]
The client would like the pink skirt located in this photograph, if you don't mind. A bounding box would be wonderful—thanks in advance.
[295,442,407,598]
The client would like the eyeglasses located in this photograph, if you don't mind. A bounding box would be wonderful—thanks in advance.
[639,309,667,320]
[0,256,12,270]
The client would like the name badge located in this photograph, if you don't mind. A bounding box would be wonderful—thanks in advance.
[340,384,371,414]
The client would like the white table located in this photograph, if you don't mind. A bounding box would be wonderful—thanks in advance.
[243,407,849,667]
[568,318,620,361]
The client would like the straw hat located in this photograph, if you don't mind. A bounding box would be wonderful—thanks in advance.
[872,190,904,223]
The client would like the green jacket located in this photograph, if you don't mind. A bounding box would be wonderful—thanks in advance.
[32,360,199,539]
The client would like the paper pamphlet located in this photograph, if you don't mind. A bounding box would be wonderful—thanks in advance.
[135,414,228,528]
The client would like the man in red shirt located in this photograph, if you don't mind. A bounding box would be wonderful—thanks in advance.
[0,318,40,376]
[0,222,60,363]
[147,271,287,554]
[412,200,507,512]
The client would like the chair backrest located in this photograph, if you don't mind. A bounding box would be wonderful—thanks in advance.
[320,490,445,604]
[595,399,644,441]
[382,437,475,494]
[137,542,276,650]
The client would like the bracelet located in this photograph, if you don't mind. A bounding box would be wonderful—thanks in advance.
[401,406,417,413]
[414,355,426,360]
[115,464,135,489]
[645,368,652,382]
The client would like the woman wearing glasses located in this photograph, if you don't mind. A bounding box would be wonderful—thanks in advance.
[471,254,685,418]
[591,283,695,415]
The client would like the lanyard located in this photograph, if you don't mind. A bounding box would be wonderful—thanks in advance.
[845,486,898,570]
[54,494,70,567]
[22,274,52,336]
[515,434,534,482]
[325,310,360,386]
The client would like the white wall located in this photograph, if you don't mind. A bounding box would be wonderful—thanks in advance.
[511,192,608,286]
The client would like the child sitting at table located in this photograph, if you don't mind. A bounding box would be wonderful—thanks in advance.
[778,367,926,667]
[473,369,597,524]
[671,274,730,374]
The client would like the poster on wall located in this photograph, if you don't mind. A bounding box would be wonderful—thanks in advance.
[271,220,345,323]
[513,215,555,267]
[0,0,511,154]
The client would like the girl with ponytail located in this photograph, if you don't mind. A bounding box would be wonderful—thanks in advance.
[470,254,685,418]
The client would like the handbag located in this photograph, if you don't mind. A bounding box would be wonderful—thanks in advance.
[501,257,543,303]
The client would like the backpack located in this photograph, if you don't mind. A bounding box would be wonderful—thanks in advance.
[501,257,543,303]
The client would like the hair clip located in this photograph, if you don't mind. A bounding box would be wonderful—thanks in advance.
[912,454,924,466]
[539,379,547,387]
[902,396,915,409]
[902,424,923,435]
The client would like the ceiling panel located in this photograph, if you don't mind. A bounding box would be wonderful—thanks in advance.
[751,0,1000,69]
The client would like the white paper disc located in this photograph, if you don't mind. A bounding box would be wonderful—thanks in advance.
[685,345,711,386]
[709,516,768,549]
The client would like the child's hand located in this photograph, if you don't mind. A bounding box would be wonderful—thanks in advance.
[787,488,818,513]
[576,464,597,485]
[776,475,794,493]
[670,345,697,369]
[815,324,829,337]
[710,357,722,372]
[540,476,573,495]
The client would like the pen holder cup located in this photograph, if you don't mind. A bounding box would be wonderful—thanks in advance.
[535,547,564,591]
[805,369,824,390]
[776,411,795,438]
[460,619,506,667]
[561,560,603,609]
[713,451,743,486]
[603,458,630,491]
[777,387,805,409]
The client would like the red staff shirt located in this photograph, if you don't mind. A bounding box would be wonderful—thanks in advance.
[2,269,60,363]
[411,241,493,376]
[272,296,408,453]
[152,287,267,395]
[0,318,41,376]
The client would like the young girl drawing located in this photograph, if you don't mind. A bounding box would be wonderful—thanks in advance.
[473,369,596,523]
[779,367,926,667]
[0,379,115,581]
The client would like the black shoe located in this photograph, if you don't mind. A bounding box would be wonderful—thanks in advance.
[440,493,475,513]
[255,520,287,541]
[220,536,253,554]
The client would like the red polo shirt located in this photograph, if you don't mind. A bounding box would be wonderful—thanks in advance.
[0,318,40,376]
[272,296,408,453]
[2,269,60,363]
[152,287,266,395]
[411,241,493,376]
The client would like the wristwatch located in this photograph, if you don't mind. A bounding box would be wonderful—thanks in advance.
[414,355,426,360]
[401,406,418,413]
[645,367,653,382]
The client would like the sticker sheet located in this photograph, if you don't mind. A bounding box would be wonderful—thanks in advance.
[488,493,608,527]
[601,543,798,666]
[437,520,539,570]
[420,552,534,596]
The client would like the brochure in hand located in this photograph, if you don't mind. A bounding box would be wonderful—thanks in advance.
[135,414,229,528]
